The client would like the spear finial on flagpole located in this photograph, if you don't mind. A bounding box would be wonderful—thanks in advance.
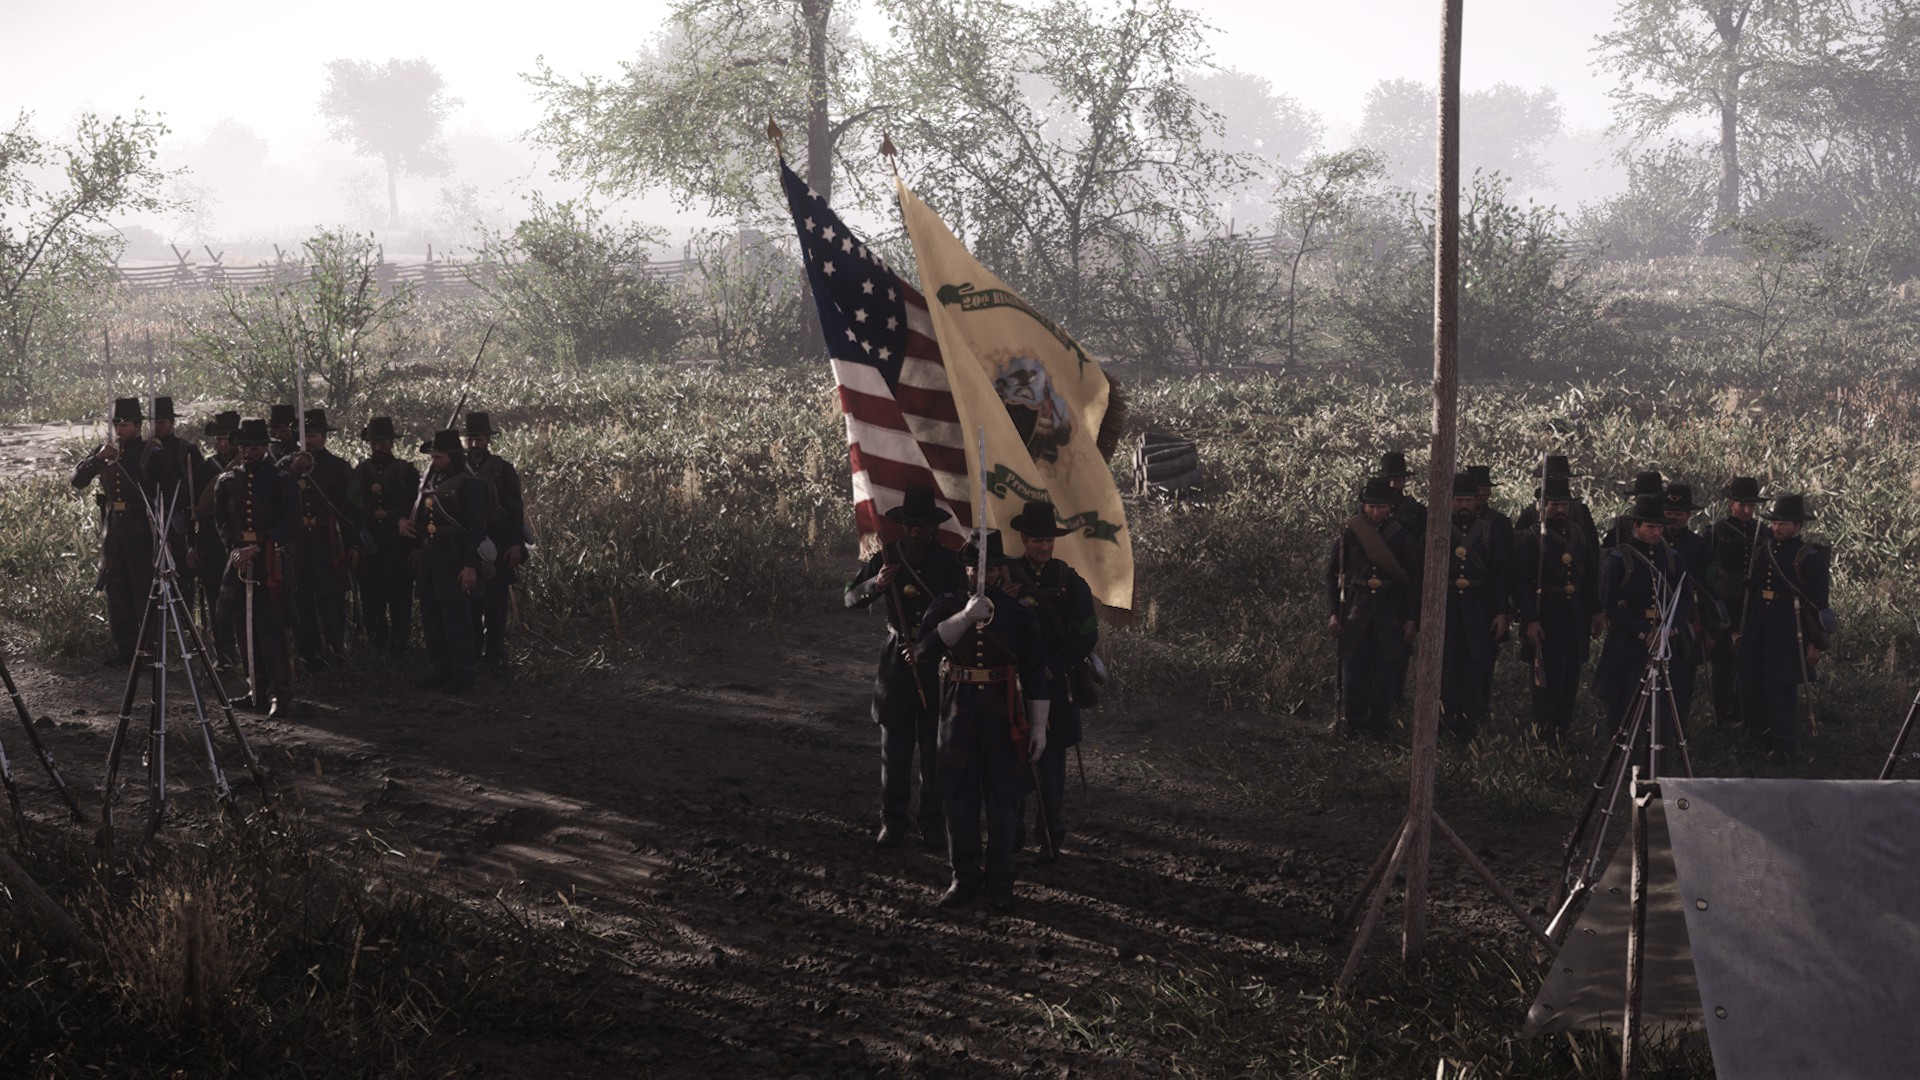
[881,131,899,179]
[767,115,786,164]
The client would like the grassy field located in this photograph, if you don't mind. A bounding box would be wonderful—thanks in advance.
[5,261,1920,1075]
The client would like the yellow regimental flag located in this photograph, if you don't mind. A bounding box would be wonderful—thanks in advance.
[896,178,1134,616]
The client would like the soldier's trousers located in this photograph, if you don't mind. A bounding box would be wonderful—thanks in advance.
[1030,741,1069,847]
[102,556,154,661]
[879,687,944,834]
[288,540,346,661]
[1709,637,1741,725]
[1441,633,1493,741]
[1740,670,1800,753]
[1341,619,1405,738]
[217,566,290,700]
[473,564,515,667]
[1670,658,1700,728]
[1524,622,1587,743]
[940,698,1023,891]
[357,550,414,654]
[421,590,479,685]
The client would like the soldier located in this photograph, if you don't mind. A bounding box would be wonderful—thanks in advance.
[1592,493,1694,757]
[1737,495,1831,763]
[213,418,299,716]
[464,412,525,673]
[1514,455,1598,547]
[1440,472,1506,742]
[1662,483,1720,726]
[399,430,490,694]
[72,397,173,666]
[1376,451,1427,540]
[843,484,968,849]
[916,529,1050,911]
[1466,463,1513,721]
[268,403,300,462]
[190,410,242,664]
[1605,470,1666,547]
[284,408,357,669]
[1005,500,1097,859]
[149,397,206,610]
[1707,477,1764,726]
[1512,474,1599,745]
[1326,477,1420,739]
[349,417,421,657]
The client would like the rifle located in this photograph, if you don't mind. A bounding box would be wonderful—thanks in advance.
[880,543,930,711]
[1334,520,1346,727]
[410,324,496,523]
[1532,448,1548,689]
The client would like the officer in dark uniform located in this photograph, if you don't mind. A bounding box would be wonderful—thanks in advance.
[191,410,242,664]
[843,484,968,849]
[1708,477,1763,726]
[150,397,205,618]
[1005,500,1097,859]
[1592,493,1694,758]
[349,417,422,657]
[464,412,525,673]
[1662,483,1720,726]
[1514,455,1598,548]
[72,397,174,666]
[284,408,357,668]
[1326,476,1420,739]
[1376,451,1427,540]
[1737,494,1830,761]
[1441,472,1506,742]
[268,404,300,462]
[1513,474,1599,745]
[399,430,491,694]
[213,418,299,715]
[1605,470,1666,547]
[917,529,1050,912]
[1466,463,1513,722]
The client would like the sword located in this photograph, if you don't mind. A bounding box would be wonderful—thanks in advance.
[974,425,989,599]
[242,570,258,707]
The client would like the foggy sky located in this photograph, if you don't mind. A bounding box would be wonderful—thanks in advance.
[3,0,1632,252]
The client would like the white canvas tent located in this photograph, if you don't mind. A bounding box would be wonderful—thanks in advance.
[1527,778,1920,1079]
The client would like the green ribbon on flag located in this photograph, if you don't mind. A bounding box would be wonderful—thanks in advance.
[985,464,1123,544]
[935,281,1093,374]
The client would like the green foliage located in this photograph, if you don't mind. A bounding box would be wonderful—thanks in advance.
[0,109,174,406]
[681,227,806,363]
[1144,233,1276,368]
[319,57,459,226]
[472,194,687,368]
[1333,173,1598,376]
[179,229,416,414]
[1271,148,1391,367]
[1580,141,1719,259]
[0,464,109,657]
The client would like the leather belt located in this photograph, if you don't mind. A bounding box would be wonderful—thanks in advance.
[240,531,259,542]
[1761,589,1776,601]
[111,501,126,511]
[941,660,1012,684]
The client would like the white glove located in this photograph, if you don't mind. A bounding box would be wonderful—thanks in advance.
[936,595,994,645]
[1027,699,1050,763]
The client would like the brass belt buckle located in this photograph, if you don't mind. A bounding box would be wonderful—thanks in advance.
[1761,589,1775,601]
[374,509,388,520]
[1454,576,1470,590]
[1563,584,1577,596]
[241,531,258,542]
[111,501,126,511]
[1365,577,1383,590]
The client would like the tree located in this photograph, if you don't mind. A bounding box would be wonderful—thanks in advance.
[1354,79,1564,190]
[1186,68,1323,226]
[0,109,174,401]
[878,0,1247,334]
[1593,0,1841,226]
[1270,148,1387,367]
[319,58,459,227]
[527,0,888,220]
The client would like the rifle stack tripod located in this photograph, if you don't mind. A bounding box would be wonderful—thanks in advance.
[1545,570,1692,942]
[95,471,273,852]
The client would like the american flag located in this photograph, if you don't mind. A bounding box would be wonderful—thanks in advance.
[781,163,971,548]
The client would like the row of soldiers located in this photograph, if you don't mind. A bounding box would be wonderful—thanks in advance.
[844,488,1099,911]
[1327,452,1832,762]
[72,397,530,716]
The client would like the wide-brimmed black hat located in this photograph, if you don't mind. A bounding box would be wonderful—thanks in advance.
[1664,483,1702,513]
[153,396,176,421]
[203,409,240,438]
[961,528,1021,567]
[1761,494,1814,522]
[302,407,337,433]
[464,412,498,437]
[1009,499,1071,538]
[111,397,144,424]
[1535,474,1574,502]
[1466,464,1494,489]
[1627,494,1668,524]
[1532,454,1582,478]
[884,483,952,526]
[1723,476,1762,502]
[269,403,297,429]
[233,418,271,446]
[1360,476,1397,504]
[1451,471,1478,497]
[1377,451,1410,479]
[420,429,465,455]
[1619,470,1665,499]
[360,416,400,442]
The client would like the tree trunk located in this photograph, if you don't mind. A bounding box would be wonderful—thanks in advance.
[386,157,400,229]
[1404,0,1463,965]
[1716,90,1741,225]
[802,0,834,204]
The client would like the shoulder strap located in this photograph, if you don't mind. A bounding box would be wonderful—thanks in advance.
[1346,514,1410,584]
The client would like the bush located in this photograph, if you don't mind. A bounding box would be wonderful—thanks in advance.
[1578,142,1718,259]
[679,227,807,364]
[472,194,687,367]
